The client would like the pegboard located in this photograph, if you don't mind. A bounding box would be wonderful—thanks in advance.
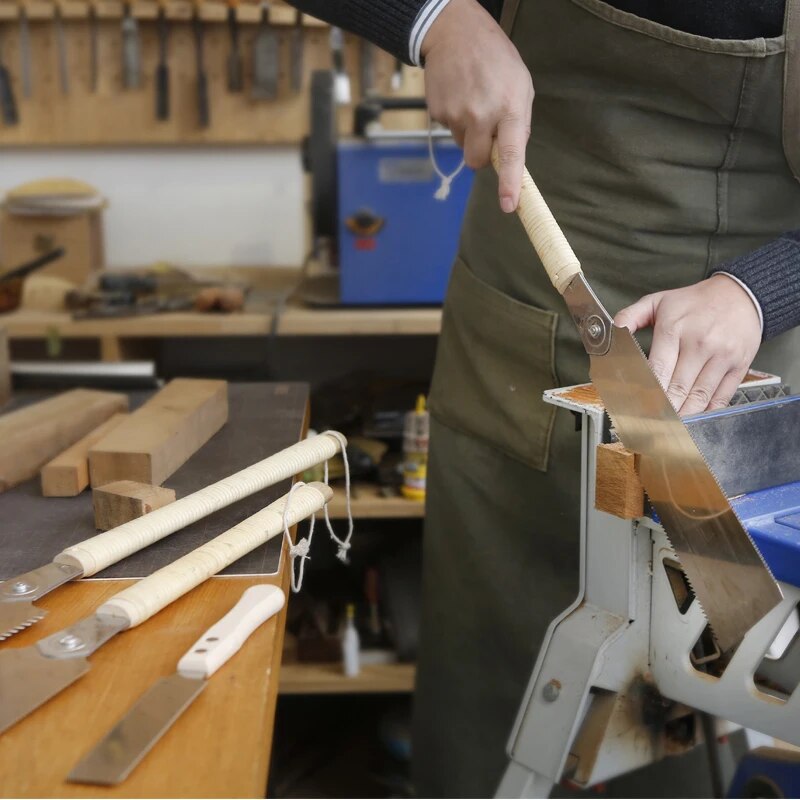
[0,0,427,145]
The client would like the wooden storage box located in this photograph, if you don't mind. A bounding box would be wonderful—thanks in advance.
[0,207,105,285]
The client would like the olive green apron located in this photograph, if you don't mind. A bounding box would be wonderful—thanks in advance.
[412,0,800,796]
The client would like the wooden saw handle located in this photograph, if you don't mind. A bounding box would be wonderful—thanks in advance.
[97,481,332,628]
[491,144,582,294]
[55,432,344,577]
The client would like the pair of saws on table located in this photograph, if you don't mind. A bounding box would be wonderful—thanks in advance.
[0,432,347,783]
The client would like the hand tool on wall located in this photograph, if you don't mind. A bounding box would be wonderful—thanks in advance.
[289,8,303,94]
[0,25,18,125]
[359,38,374,99]
[88,2,98,92]
[330,26,350,105]
[251,2,279,100]
[53,3,69,95]
[491,147,782,653]
[226,0,243,92]
[155,2,169,119]
[0,432,344,640]
[0,483,332,735]
[18,6,31,98]
[391,57,403,91]
[121,1,141,89]
[193,4,209,127]
[68,584,285,785]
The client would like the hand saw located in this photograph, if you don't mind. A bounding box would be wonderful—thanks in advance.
[493,151,782,652]
[0,482,331,735]
[0,432,344,641]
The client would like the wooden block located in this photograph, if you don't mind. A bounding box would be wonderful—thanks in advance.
[0,327,9,409]
[40,413,128,497]
[0,389,128,492]
[93,480,176,530]
[89,378,228,487]
[595,442,645,520]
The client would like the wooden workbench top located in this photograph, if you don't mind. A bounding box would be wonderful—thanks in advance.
[0,573,289,798]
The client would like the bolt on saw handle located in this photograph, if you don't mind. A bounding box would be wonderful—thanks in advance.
[491,144,582,294]
[97,482,332,628]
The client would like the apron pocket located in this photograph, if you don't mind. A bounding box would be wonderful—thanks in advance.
[429,258,559,472]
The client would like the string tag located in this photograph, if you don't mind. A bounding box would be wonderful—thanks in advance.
[428,113,465,202]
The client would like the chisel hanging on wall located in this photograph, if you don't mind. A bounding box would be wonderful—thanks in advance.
[289,8,303,94]
[226,0,243,92]
[193,3,209,127]
[0,25,18,125]
[251,2,279,100]
[121,1,141,89]
[155,2,169,119]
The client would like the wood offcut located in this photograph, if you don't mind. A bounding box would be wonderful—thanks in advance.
[0,389,129,492]
[595,442,645,520]
[41,413,128,497]
[93,480,176,530]
[89,378,228,487]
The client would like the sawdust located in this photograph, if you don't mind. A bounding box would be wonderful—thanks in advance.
[559,384,604,407]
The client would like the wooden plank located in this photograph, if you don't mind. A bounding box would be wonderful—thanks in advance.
[279,662,416,695]
[0,390,129,493]
[89,379,228,487]
[0,575,285,798]
[328,482,425,520]
[595,442,645,520]
[0,327,9,408]
[92,479,177,530]
[41,413,129,497]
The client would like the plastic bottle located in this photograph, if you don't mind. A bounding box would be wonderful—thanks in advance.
[402,394,429,501]
[342,603,360,677]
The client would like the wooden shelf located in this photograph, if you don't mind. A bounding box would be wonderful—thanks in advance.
[328,482,425,520]
[2,268,443,356]
[279,662,416,695]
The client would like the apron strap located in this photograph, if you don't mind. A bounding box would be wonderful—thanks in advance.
[783,0,800,181]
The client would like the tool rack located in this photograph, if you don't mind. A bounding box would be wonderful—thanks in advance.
[0,0,426,144]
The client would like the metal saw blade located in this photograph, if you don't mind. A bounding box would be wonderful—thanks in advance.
[0,645,89,734]
[590,325,782,652]
[0,601,46,641]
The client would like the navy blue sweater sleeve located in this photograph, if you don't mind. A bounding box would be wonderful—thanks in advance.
[712,231,800,341]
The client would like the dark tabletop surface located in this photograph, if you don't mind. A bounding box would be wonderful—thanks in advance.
[0,382,309,581]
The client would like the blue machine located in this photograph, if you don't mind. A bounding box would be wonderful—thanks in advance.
[336,139,473,305]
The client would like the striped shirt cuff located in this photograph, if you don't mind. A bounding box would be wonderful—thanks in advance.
[715,272,765,335]
[409,0,453,65]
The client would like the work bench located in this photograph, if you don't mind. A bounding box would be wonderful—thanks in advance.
[0,382,309,797]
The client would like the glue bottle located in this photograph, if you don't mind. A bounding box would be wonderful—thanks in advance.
[402,394,429,501]
[342,603,360,677]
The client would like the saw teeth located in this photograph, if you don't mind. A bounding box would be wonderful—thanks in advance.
[0,614,46,641]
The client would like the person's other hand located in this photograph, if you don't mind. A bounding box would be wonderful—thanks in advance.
[614,274,762,415]
[421,0,533,213]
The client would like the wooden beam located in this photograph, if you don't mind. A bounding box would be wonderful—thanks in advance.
[40,413,128,497]
[93,479,177,530]
[0,389,129,492]
[595,442,645,520]
[89,378,228,487]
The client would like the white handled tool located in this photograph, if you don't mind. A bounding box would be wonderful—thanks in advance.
[0,481,332,735]
[0,431,344,640]
[68,584,285,785]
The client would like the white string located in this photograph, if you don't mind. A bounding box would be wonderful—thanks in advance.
[428,113,466,201]
[321,430,354,563]
[282,431,355,592]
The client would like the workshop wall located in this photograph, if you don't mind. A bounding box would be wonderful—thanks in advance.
[1,145,306,267]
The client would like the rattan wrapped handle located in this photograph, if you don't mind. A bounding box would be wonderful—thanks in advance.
[55,432,344,576]
[491,144,582,294]
[98,482,332,628]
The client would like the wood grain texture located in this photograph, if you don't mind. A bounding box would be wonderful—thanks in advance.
[92,479,176,531]
[0,389,129,493]
[595,442,644,520]
[41,413,128,497]
[0,574,288,798]
[89,379,228,487]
